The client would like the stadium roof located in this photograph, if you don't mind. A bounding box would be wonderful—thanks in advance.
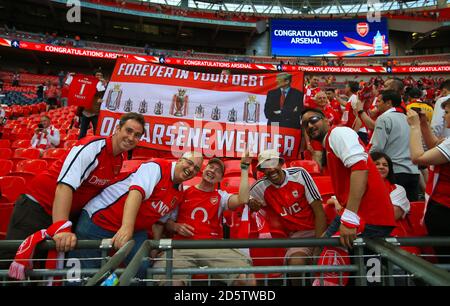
[139,0,447,15]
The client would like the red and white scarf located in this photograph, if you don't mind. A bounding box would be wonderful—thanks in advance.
[8,221,72,284]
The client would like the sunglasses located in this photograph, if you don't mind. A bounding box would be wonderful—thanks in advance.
[302,115,323,128]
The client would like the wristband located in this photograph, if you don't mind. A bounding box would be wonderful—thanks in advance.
[340,208,360,228]
[241,163,250,170]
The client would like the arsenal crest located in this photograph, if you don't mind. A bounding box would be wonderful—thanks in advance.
[292,190,299,198]
[210,196,219,205]
[356,22,369,37]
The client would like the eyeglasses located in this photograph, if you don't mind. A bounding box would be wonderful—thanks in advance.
[181,158,201,173]
[302,115,323,128]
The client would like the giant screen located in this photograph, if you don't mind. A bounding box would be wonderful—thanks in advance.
[271,18,389,57]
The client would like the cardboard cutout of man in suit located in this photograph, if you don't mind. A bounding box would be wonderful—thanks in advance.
[264,72,304,129]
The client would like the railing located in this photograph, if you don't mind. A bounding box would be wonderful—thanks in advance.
[0,237,449,286]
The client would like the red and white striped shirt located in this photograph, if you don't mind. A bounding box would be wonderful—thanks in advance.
[250,167,322,234]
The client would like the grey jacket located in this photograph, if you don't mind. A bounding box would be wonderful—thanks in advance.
[369,109,419,175]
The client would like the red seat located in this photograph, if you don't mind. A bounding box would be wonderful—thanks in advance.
[131,147,158,160]
[0,148,13,160]
[288,160,321,176]
[42,148,68,165]
[223,160,254,178]
[121,159,145,173]
[0,139,11,148]
[0,176,26,202]
[0,203,14,239]
[14,159,48,174]
[13,148,41,159]
[313,176,334,196]
[63,140,78,149]
[220,176,256,194]
[11,139,31,149]
[0,160,14,176]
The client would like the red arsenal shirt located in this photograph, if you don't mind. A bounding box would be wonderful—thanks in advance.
[84,159,184,232]
[26,136,125,216]
[250,168,322,234]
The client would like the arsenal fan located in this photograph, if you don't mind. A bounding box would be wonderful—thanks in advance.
[408,101,450,263]
[341,81,369,144]
[30,115,60,153]
[153,153,257,286]
[303,75,321,108]
[0,112,145,270]
[70,151,203,272]
[249,149,327,266]
[302,108,395,248]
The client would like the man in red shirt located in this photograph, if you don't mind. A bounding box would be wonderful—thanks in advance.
[304,76,321,108]
[301,109,395,248]
[250,149,327,266]
[0,112,145,268]
[152,155,256,285]
[70,152,204,273]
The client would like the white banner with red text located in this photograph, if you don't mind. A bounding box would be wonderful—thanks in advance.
[97,57,304,158]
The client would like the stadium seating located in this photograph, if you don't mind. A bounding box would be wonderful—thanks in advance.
[0,160,13,176]
[0,203,14,239]
[0,148,13,160]
[288,160,321,176]
[42,148,68,166]
[220,176,256,194]
[223,160,254,178]
[11,139,31,149]
[0,140,11,148]
[0,176,26,202]
[121,159,145,173]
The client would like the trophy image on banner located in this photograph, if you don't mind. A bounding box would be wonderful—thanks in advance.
[123,98,133,112]
[195,104,204,119]
[243,95,260,123]
[105,84,123,111]
[138,99,148,114]
[154,101,163,115]
[170,89,189,117]
[228,108,237,122]
[211,105,221,120]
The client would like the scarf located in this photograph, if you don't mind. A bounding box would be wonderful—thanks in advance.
[8,220,72,282]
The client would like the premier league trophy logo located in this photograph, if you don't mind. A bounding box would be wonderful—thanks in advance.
[170,89,189,117]
[123,98,133,112]
[138,99,148,114]
[195,104,204,119]
[154,101,163,115]
[228,108,237,122]
[105,84,122,111]
[243,95,260,123]
[211,106,221,121]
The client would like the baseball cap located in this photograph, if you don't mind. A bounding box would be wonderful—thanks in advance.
[256,149,284,170]
[207,158,225,175]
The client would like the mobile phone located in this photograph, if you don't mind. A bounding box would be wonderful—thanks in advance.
[411,107,422,114]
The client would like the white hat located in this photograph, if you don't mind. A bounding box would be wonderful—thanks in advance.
[256,149,284,170]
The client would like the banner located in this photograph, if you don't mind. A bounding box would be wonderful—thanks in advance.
[2,38,448,74]
[271,18,390,57]
[98,58,304,158]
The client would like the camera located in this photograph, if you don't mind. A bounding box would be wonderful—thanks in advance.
[37,123,44,129]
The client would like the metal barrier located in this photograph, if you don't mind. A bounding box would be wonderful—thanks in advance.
[0,237,449,286]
